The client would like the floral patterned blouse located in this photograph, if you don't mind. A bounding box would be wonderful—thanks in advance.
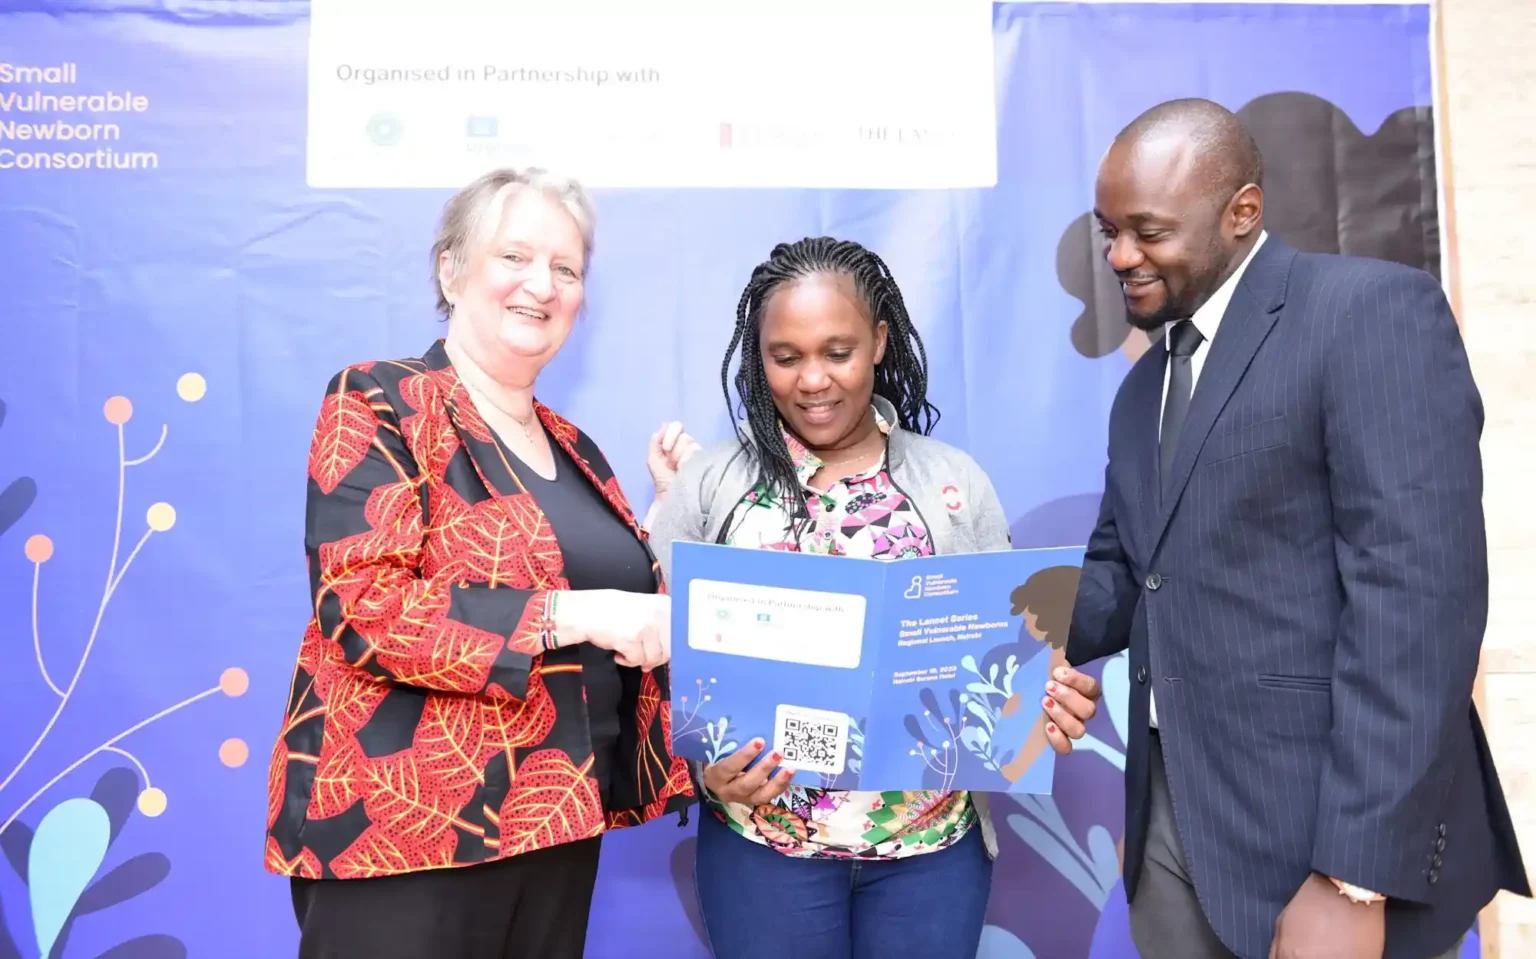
[703,410,975,859]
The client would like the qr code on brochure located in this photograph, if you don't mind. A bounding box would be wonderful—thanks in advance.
[773,704,849,776]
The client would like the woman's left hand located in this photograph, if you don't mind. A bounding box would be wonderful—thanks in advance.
[646,421,701,498]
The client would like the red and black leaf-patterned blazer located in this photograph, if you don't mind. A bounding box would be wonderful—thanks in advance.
[264,340,694,881]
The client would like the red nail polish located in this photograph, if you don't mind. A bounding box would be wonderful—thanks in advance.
[1046,681,1057,693]
[1043,698,1055,709]
[1047,723,1058,735]
[770,751,781,761]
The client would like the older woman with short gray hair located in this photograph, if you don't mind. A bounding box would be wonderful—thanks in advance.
[264,167,697,959]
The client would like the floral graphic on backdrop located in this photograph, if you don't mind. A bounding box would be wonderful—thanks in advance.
[0,375,248,959]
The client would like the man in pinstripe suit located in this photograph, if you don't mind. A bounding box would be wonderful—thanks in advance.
[1060,99,1528,958]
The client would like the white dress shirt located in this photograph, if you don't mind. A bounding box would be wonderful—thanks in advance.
[1149,230,1267,729]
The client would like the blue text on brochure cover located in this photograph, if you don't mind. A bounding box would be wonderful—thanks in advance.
[667,542,1085,795]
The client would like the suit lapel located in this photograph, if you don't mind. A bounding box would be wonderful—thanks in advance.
[1149,238,1295,550]
[1119,352,1166,557]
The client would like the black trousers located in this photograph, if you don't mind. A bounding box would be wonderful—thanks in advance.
[1130,734,1462,959]
[1129,733,1237,959]
[290,837,603,959]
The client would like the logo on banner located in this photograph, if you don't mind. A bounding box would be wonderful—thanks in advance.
[942,484,963,511]
[365,111,403,147]
[465,115,498,138]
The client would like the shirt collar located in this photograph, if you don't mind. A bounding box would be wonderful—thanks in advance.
[783,406,892,485]
[1166,229,1268,349]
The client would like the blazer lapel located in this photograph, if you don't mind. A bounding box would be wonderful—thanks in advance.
[1149,239,1294,550]
[424,340,523,501]
[1119,352,1166,558]
[424,340,663,588]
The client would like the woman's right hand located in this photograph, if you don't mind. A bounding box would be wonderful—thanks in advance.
[552,589,670,671]
[702,739,796,805]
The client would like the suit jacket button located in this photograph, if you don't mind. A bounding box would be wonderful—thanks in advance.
[1136,666,1149,684]
[1146,573,1162,590]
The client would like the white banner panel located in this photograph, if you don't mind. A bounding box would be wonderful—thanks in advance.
[305,0,997,189]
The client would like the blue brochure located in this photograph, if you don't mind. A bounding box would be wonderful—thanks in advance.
[667,541,1086,795]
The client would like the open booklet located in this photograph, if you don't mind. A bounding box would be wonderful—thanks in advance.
[667,541,1086,795]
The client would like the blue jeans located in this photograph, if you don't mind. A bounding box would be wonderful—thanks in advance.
[693,808,993,959]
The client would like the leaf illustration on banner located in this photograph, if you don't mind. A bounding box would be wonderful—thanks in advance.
[92,934,186,959]
[1007,794,1119,909]
[1,821,31,882]
[0,398,38,543]
[0,477,36,543]
[498,750,604,855]
[89,767,141,846]
[1085,825,1120,893]
[668,837,708,947]
[703,717,737,764]
[1101,652,1130,747]
[28,798,111,958]
[977,924,1038,959]
[846,718,865,777]
[72,853,169,916]
[0,891,22,959]
[1008,813,1109,908]
[308,388,376,494]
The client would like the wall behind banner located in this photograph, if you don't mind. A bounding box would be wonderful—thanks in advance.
[0,3,1460,957]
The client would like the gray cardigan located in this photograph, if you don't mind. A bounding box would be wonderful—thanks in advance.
[646,395,1013,859]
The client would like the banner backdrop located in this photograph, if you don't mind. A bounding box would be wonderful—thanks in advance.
[0,2,1457,957]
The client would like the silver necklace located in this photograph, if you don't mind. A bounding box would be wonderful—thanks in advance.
[463,378,539,445]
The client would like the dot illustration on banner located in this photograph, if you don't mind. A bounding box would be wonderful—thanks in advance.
[103,396,133,425]
[177,372,207,402]
[220,667,249,697]
[146,502,176,532]
[219,739,249,768]
[137,787,167,817]
[25,534,53,563]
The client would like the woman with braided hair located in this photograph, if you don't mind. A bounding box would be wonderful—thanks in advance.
[649,237,1095,958]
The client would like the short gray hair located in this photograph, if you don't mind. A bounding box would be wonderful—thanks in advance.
[430,167,597,318]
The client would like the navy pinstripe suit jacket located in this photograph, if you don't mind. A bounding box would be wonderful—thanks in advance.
[1066,236,1528,958]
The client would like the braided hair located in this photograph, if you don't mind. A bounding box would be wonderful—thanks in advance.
[721,236,940,508]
